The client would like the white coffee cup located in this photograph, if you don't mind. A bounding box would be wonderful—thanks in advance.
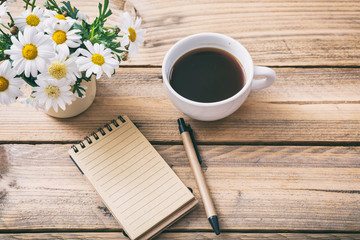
[162,33,276,121]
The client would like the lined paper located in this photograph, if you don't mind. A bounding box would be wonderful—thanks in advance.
[69,116,194,240]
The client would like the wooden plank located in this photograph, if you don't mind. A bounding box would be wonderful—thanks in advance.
[1,232,360,240]
[0,144,359,231]
[1,68,359,143]
[6,0,360,66]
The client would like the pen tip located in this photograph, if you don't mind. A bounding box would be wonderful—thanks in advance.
[177,118,185,125]
[208,215,220,235]
[177,118,187,133]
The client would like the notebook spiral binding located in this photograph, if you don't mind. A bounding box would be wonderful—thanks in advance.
[71,115,126,153]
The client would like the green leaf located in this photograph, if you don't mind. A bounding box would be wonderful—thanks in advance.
[45,0,62,13]
[60,1,79,19]
[20,73,38,87]
[103,0,109,15]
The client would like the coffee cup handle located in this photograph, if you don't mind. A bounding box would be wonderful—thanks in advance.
[252,66,276,90]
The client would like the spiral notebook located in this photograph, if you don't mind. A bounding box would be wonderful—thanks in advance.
[69,115,198,240]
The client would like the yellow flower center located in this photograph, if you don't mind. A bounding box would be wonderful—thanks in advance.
[26,14,40,26]
[91,54,105,66]
[45,85,60,98]
[52,30,67,44]
[128,27,136,42]
[54,14,66,20]
[22,44,38,60]
[0,76,9,92]
[48,61,67,80]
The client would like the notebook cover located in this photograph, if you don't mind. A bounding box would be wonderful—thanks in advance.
[69,115,198,240]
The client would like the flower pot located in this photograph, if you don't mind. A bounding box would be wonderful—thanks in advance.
[45,79,96,118]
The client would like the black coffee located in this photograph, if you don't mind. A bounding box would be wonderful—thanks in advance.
[169,47,245,103]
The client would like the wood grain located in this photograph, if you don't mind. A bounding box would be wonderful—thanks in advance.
[3,0,360,238]
[1,232,360,240]
[6,0,360,66]
[1,67,359,143]
[0,144,359,231]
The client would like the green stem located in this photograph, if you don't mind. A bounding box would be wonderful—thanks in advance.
[47,0,62,13]
[1,24,9,30]
[23,0,29,10]
[0,28,9,37]
[112,51,121,57]
[112,50,127,61]
[31,0,36,10]
[89,20,98,41]
[7,12,14,25]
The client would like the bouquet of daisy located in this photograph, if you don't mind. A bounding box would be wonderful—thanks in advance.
[0,0,145,112]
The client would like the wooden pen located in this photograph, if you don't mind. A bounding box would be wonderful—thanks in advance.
[177,118,220,235]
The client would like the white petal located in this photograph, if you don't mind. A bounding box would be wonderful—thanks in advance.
[30,60,38,77]
[58,99,66,110]
[94,43,100,53]
[85,65,95,77]
[102,63,114,78]
[18,31,25,45]
[134,17,142,29]
[66,40,80,48]
[136,36,144,43]
[38,49,55,59]
[117,23,127,33]
[122,12,133,28]
[121,37,130,47]
[99,44,105,53]
[84,41,95,54]
[57,44,70,56]
[11,78,25,88]
[105,57,119,66]
[1,60,10,71]
[102,48,112,56]
[79,61,94,71]
[95,65,103,78]
[35,57,46,72]
[137,29,146,36]
[78,48,92,58]
[45,99,52,111]
[128,43,138,57]
[24,61,31,77]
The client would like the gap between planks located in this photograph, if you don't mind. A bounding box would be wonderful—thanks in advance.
[117,65,360,68]
[2,141,360,147]
[1,232,360,240]
[0,229,360,234]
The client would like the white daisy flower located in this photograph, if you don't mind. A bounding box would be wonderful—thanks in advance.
[32,78,74,112]
[44,10,76,26]
[14,6,48,31]
[6,0,16,3]
[76,10,88,21]
[0,2,8,24]
[5,27,54,77]
[45,20,81,56]
[76,41,119,79]
[118,12,146,57]
[0,60,24,105]
[37,52,81,84]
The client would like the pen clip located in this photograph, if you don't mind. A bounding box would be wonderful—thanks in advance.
[188,124,202,165]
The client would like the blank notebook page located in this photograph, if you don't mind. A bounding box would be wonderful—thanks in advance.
[69,116,194,240]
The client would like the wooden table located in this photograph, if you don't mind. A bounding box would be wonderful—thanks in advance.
[1,0,360,239]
